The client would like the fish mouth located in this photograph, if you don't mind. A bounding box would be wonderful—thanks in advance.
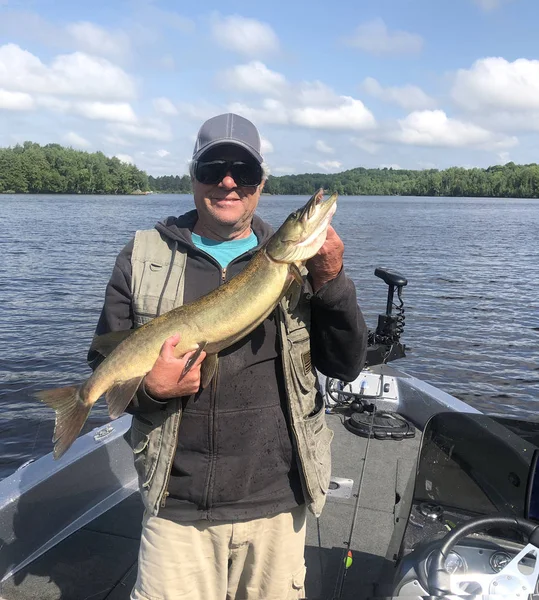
[296,189,338,245]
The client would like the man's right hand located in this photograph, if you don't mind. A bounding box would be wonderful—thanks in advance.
[144,334,207,399]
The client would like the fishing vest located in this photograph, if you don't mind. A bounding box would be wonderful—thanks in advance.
[129,229,333,518]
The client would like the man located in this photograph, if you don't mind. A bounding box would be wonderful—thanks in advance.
[88,113,368,600]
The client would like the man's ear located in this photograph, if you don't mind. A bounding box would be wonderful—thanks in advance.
[258,179,266,193]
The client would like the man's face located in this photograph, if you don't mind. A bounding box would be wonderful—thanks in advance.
[192,145,265,237]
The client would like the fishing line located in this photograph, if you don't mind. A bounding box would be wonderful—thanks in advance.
[331,386,378,600]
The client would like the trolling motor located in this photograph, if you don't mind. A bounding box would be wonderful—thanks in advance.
[365,266,408,367]
[325,267,415,440]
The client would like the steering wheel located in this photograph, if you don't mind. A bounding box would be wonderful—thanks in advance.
[427,516,539,597]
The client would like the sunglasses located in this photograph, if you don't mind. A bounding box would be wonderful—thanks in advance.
[194,160,263,187]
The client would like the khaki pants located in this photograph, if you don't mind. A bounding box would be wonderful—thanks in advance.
[130,505,307,600]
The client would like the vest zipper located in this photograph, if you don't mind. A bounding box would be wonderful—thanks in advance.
[201,265,227,512]
[160,406,182,508]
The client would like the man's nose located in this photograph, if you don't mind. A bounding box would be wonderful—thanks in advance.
[219,172,237,189]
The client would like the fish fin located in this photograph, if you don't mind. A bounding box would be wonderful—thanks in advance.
[286,280,303,312]
[200,354,219,390]
[34,385,91,460]
[106,376,144,419]
[290,263,305,286]
[181,341,208,379]
[90,330,133,358]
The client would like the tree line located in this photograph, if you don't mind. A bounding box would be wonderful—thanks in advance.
[0,142,149,194]
[151,162,539,198]
[2,142,539,198]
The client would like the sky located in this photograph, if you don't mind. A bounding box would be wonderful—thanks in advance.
[1,0,539,176]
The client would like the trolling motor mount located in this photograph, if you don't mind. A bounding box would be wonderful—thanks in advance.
[365,266,408,367]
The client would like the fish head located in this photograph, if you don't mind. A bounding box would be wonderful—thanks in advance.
[265,188,338,263]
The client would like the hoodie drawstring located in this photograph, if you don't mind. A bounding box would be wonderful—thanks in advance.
[156,240,178,317]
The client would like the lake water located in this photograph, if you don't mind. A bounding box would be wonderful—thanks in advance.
[1,194,538,479]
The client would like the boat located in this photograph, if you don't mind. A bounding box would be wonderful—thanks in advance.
[1,267,538,599]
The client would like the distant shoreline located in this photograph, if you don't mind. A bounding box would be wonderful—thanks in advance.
[2,192,538,199]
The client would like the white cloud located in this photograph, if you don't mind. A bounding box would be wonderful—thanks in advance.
[0,44,136,100]
[292,97,375,131]
[345,19,423,56]
[315,140,334,154]
[229,96,375,131]
[273,166,296,174]
[362,77,436,110]
[67,21,131,61]
[350,137,380,154]
[260,137,274,154]
[453,57,539,112]
[153,97,178,116]
[220,61,287,95]
[114,153,134,164]
[314,160,342,172]
[297,81,341,107]
[110,121,173,142]
[63,131,91,148]
[473,0,511,10]
[156,149,170,158]
[392,109,517,148]
[74,101,137,123]
[34,95,137,124]
[0,89,35,110]
[210,14,279,57]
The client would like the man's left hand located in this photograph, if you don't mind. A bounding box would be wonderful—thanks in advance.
[306,226,344,293]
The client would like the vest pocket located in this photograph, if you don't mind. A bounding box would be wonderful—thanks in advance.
[302,405,334,495]
[287,326,318,418]
[130,416,163,488]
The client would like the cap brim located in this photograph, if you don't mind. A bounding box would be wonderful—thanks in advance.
[193,140,263,164]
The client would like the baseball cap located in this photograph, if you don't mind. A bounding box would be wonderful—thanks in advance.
[192,113,263,164]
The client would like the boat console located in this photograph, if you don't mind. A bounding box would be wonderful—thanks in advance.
[391,412,539,597]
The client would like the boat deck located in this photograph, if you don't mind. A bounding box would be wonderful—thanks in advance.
[0,412,421,600]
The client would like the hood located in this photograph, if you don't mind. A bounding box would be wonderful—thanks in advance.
[154,209,275,252]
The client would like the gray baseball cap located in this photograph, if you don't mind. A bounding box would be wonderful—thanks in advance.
[192,113,263,163]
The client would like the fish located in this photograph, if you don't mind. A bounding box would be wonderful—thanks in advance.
[35,188,338,459]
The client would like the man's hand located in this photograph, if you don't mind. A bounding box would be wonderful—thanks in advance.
[306,226,344,292]
[144,334,207,399]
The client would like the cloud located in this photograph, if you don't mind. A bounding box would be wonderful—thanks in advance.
[452,57,539,112]
[362,77,436,110]
[315,140,334,154]
[66,21,131,61]
[210,14,279,57]
[63,131,91,148]
[73,102,137,123]
[34,95,137,124]
[312,160,342,172]
[391,109,517,148]
[473,0,511,10]
[114,153,134,164]
[228,97,376,131]
[350,137,381,154]
[0,44,136,100]
[260,137,274,154]
[0,88,34,110]
[219,61,287,95]
[292,97,375,131]
[110,121,173,142]
[345,19,423,56]
[153,97,178,116]
[156,149,170,158]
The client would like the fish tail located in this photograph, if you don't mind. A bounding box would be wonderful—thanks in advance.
[35,384,92,460]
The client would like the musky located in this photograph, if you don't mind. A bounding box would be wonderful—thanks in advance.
[0,0,538,176]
